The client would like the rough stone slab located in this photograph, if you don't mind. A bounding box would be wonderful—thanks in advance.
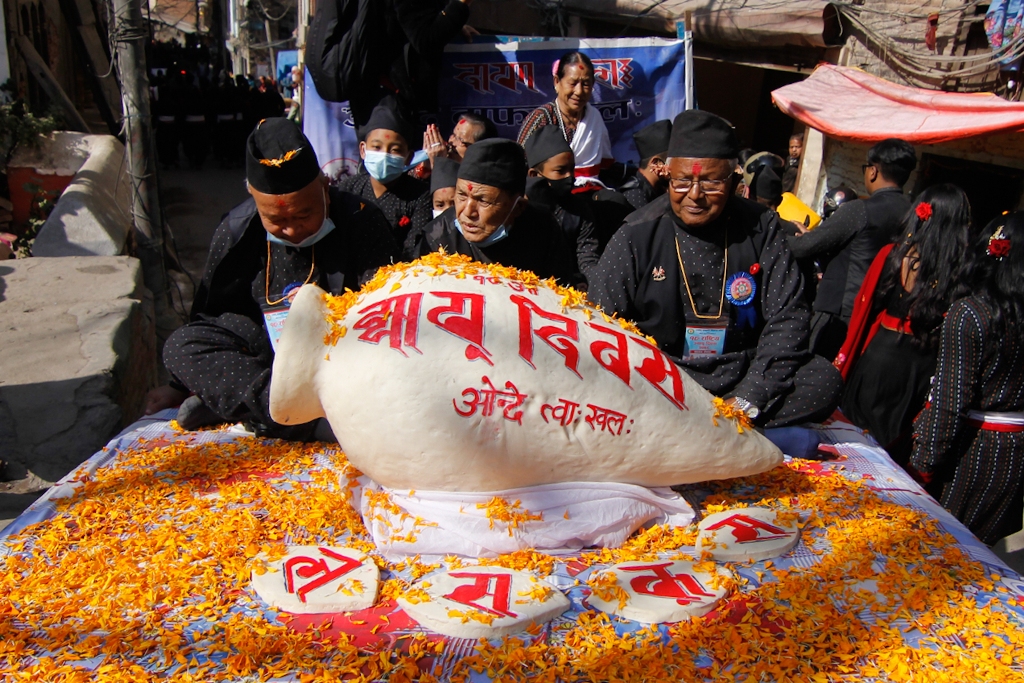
[23,133,133,257]
[0,256,157,482]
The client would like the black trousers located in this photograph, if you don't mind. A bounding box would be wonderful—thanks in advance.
[163,313,318,440]
[756,355,844,429]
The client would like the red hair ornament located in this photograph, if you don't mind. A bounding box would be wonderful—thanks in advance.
[915,202,932,222]
[988,226,1011,259]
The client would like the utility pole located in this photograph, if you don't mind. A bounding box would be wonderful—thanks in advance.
[111,0,171,331]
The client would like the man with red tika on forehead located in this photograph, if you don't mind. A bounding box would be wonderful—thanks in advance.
[412,138,578,286]
[146,119,397,439]
[589,110,842,430]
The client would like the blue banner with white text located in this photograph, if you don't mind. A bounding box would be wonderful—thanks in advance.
[303,37,687,183]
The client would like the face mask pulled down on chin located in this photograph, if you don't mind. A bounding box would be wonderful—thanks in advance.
[455,196,521,247]
[267,190,336,248]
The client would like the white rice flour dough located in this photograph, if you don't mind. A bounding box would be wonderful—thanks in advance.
[250,546,379,614]
[696,507,801,562]
[587,560,730,623]
[398,566,570,639]
[270,257,782,492]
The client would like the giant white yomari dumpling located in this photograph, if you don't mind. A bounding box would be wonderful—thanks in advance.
[270,254,782,492]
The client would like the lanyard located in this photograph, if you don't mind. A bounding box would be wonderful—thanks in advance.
[265,241,316,305]
[675,235,728,320]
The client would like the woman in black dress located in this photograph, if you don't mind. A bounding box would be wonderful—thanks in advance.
[837,184,974,466]
[910,214,1024,544]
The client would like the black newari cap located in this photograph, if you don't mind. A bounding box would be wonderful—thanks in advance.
[430,157,460,193]
[667,110,739,159]
[358,95,420,149]
[246,118,321,194]
[458,139,527,196]
[753,166,783,205]
[524,124,572,168]
[633,119,672,161]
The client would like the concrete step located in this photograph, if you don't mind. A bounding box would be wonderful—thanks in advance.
[0,256,157,482]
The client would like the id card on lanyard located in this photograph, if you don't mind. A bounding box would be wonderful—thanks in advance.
[261,301,291,353]
[683,319,728,357]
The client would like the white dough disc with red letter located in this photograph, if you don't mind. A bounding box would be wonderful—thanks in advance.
[397,566,570,639]
[269,254,782,493]
[586,560,730,624]
[696,507,800,562]
[250,545,379,614]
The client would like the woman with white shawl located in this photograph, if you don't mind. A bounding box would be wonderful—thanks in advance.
[517,51,613,180]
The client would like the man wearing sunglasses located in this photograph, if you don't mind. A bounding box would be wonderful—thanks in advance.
[588,110,842,429]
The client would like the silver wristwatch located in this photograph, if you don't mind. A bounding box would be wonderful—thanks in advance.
[732,397,761,420]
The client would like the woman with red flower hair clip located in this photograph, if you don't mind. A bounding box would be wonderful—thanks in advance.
[909,214,1024,545]
[836,184,974,467]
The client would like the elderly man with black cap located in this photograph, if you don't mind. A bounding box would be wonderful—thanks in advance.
[146,118,398,439]
[413,138,577,285]
[620,119,672,211]
[338,96,430,249]
[588,110,842,429]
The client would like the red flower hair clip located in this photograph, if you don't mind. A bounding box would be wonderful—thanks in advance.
[915,202,933,222]
[988,226,1011,259]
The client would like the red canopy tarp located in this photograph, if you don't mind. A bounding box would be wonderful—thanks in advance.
[771,64,1024,145]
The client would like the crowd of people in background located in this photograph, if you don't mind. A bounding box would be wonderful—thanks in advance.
[148,31,1024,550]
[151,68,292,170]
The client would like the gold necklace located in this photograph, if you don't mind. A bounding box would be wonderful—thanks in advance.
[675,236,728,320]
[265,241,316,305]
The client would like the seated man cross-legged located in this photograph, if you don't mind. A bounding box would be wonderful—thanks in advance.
[588,110,842,429]
[148,118,398,439]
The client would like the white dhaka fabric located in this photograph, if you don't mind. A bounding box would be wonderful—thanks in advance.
[360,481,695,562]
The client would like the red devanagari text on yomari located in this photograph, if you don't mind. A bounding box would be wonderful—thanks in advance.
[630,336,687,411]
[444,572,518,618]
[472,274,538,295]
[453,376,527,424]
[585,403,631,435]
[284,548,363,603]
[426,291,493,365]
[352,293,423,357]
[587,322,632,387]
[619,562,716,606]
[510,294,582,379]
[541,398,580,426]
[704,514,790,544]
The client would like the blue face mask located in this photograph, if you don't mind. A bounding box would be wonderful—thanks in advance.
[363,150,407,184]
[267,191,336,248]
[455,196,520,247]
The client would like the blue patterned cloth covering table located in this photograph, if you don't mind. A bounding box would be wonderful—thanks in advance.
[1,410,1022,683]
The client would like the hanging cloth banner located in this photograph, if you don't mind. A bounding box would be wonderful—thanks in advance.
[302,37,688,182]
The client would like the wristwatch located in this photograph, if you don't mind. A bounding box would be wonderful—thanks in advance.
[731,397,761,420]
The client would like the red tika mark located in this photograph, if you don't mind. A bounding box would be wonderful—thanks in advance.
[284,548,363,603]
[427,291,493,365]
[691,162,702,177]
[619,562,716,606]
[510,294,582,378]
[444,572,518,618]
[352,293,423,357]
[705,513,789,544]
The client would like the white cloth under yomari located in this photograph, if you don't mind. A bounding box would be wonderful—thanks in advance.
[568,103,613,177]
[357,481,695,562]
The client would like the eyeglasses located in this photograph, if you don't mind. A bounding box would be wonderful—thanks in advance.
[861,164,875,172]
[669,177,731,195]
